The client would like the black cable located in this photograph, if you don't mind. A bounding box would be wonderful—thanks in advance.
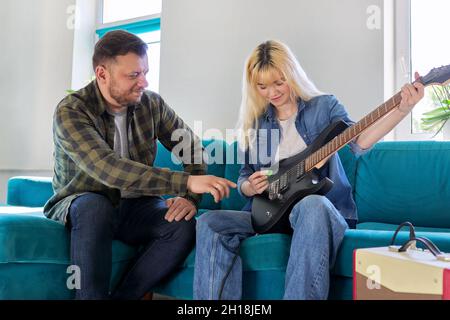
[390,221,416,245]
[218,244,241,300]
[389,221,446,257]
[398,236,442,257]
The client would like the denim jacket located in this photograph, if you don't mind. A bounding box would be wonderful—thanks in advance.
[237,94,371,228]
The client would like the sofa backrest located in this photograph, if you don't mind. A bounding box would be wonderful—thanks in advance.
[220,141,248,211]
[339,141,450,228]
[8,140,450,229]
[7,176,53,207]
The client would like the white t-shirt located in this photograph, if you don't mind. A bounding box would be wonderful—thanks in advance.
[110,110,130,159]
[107,108,140,198]
[276,111,307,161]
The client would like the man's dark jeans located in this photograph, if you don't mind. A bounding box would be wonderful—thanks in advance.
[67,192,195,299]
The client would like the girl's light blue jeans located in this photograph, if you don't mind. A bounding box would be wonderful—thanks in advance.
[193,194,348,300]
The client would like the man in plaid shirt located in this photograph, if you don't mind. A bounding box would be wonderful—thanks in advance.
[44,30,235,299]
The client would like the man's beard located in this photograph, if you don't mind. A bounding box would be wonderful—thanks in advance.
[109,79,141,106]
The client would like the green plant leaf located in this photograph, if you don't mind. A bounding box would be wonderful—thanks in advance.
[421,120,447,132]
[422,107,450,116]
[421,114,450,122]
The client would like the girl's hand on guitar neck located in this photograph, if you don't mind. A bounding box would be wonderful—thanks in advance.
[397,72,425,115]
[356,72,425,150]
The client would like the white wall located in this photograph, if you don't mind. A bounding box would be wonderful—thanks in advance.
[0,0,388,201]
[159,0,385,139]
[0,0,76,201]
[0,0,75,171]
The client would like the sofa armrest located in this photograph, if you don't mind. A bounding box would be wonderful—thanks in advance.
[7,176,53,207]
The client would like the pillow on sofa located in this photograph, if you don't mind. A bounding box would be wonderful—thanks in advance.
[355,141,450,228]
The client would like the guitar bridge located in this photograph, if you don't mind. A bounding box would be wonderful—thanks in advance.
[267,175,289,201]
[268,179,280,200]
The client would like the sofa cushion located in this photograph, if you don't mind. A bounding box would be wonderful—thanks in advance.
[155,233,291,300]
[0,210,137,299]
[180,233,291,271]
[354,141,450,227]
[0,209,137,265]
[0,260,131,299]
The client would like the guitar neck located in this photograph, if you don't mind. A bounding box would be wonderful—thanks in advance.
[265,64,449,201]
[305,91,403,171]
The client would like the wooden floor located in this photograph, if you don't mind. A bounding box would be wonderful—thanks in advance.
[143,293,175,300]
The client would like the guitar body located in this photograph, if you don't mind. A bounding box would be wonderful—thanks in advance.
[251,120,350,234]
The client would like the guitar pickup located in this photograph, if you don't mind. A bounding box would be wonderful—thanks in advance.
[279,174,289,191]
[296,162,305,180]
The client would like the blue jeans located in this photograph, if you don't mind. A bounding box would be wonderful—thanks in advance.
[67,193,195,299]
[193,195,348,300]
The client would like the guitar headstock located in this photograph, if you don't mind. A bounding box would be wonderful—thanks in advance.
[419,65,450,86]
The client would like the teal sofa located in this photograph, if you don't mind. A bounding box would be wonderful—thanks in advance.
[1,140,450,299]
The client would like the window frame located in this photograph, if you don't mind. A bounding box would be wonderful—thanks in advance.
[96,14,161,39]
[95,0,162,92]
[392,0,440,141]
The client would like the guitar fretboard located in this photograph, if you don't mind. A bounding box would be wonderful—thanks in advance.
[304,92,403,171]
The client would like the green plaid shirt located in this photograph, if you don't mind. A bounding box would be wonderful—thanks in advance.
[44,80,206,224]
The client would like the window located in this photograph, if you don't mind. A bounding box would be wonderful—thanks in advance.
[102,0,162,24]
[410,0,450,137]
[391,0,450,140]
[96,0,162,92]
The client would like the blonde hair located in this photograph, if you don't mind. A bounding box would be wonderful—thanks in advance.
[236,40,323,148]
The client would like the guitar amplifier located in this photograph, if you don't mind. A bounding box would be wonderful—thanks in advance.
[353,246,450,300]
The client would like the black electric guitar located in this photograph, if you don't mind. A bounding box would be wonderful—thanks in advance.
[251,65,450,234]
